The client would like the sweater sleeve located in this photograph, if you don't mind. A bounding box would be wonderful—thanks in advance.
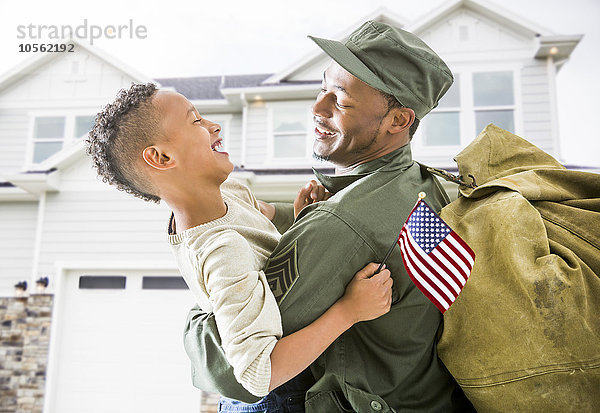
[199,230,282,397]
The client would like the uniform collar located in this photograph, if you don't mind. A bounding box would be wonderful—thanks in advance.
[313,144,413,194]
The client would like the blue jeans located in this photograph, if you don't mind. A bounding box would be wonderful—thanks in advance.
[218,369,313,413]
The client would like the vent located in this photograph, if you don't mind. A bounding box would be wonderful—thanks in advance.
[142,276,188,290]
[79,276,126,289]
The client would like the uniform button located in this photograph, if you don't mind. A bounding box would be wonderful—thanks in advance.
[370,400,382,411]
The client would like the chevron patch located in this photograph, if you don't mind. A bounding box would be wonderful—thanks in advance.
[264,240,300,304]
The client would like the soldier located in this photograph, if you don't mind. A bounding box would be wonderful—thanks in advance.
[185,21,473,412]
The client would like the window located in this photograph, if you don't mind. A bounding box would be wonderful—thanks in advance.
[473,71,515,134]
[422,75,461,146]
[29,113,96,164]
[419,69,517,148]
[32,117,66,164]
[269,103,312,161]
[74,115,96,138]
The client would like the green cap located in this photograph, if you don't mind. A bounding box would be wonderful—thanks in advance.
[309,21,453,119]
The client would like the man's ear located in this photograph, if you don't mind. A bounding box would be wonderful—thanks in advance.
[142,146,176,170]
[387,107,415,135]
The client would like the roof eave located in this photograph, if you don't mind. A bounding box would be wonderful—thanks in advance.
[4,170,61,195]
[0,185,39,202]
[221,83,320,102]
[534,34,583,60]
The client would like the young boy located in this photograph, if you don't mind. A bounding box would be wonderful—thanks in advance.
[86,83,392,406]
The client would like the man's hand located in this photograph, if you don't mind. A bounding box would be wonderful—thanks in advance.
[294,180,331,217]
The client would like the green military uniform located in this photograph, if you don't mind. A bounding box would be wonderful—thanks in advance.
[184,144,471,412]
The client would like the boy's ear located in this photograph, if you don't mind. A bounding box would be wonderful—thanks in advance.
[142,146,176,170]
[386,107,415,135]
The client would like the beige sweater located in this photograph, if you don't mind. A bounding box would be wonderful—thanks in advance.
[167,179,282,397]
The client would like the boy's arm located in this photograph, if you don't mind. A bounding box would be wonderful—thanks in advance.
[258,201,295,234]
[202,231,282,397]
[258,180,329,233]
[268,263,392,390]
[184,262,392,397]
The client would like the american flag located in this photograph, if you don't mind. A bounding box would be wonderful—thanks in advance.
[397,198,475,313]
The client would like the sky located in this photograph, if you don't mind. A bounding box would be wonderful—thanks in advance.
[1,0,599,166]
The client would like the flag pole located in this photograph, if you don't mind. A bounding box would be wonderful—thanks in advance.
[373,192,427,276]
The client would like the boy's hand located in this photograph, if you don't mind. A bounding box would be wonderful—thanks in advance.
[257,200,276,221]
[294,180,331,217]
[338,263,393,324]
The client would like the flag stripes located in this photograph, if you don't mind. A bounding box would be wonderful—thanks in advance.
[396,198,475,313]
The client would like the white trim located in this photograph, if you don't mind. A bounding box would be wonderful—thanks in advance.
[42,265,65,413]
[546,56,561,160]
[5,170,61,194]
[30,191,46,282]
[407,0,554,38]
[240,93,248,167]
[221,83,319,97]
[0,186,39,201]
[24,109,97,170]
[54,260,178,271]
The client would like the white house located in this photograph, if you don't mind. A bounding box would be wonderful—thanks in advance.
[0,1,584,412]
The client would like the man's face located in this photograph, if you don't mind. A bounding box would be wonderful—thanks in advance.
[152,91,233,184]
[312,61,391,168]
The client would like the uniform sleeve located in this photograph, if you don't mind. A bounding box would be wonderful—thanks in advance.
[271,202,295,234]
[199,230,282,397]
[272,208,377,334]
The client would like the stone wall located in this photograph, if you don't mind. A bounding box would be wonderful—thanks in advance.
[0,295,53,413]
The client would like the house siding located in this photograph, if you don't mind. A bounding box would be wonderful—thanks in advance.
[0,109,29,177]
[0,201,37,293]
[244,102,269,167]
[226,113,243,166]
[521,61,554,154]
[37,188,174,278]
[38,157,175,274]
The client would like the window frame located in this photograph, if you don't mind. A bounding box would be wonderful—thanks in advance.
[414,64,522,154]
[266,101,314,165]
[26,109,97,167]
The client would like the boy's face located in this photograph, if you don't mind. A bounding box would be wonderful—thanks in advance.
[152,91,233,185]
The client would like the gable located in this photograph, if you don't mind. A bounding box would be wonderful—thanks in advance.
[285,54,330,82]
[0,45,145,107]
[267,8,406,84]
[415,8,533,57]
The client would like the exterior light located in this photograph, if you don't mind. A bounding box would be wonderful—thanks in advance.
[35,277,49,293]
[14,281,28,296]
[254,95,262,101]
[549,46,559,55]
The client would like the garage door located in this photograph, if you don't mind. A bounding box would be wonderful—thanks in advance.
[47,269,202,413]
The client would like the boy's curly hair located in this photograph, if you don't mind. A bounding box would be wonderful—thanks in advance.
[86,83,162,203]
